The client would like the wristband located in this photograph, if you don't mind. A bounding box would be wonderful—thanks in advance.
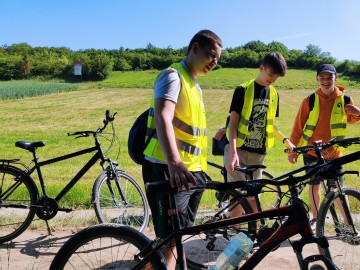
[282,137,288,144]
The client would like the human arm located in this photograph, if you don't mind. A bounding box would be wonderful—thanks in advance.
[345,102,360,122]
[154,98,195,191]
[274,125,295,150]
[287,97,310,163]
[214,127,226,140]
[226,111,240,172]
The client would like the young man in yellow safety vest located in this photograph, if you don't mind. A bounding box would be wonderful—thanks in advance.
[225,52,294,215]
[142,29,222,268]
[288,64,360,231]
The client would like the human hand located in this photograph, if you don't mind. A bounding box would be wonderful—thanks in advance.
[214,127,226,140]
[226,152,239,172]
[168,161,196,192]
[287,151,298,164]
[345,104,360,117]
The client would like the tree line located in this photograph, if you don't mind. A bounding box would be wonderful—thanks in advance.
[0,40,359,81]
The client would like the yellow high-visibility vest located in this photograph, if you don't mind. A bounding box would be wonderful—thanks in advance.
[144,63,207,171]
[227,79,278,148]
[300,94,347,146]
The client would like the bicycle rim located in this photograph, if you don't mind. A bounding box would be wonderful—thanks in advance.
[0,166,37,243]
[50,224,166,270]
[93,170,149,232]
[260,171,282,209]
[317,187,360,270]
[184,188,256,269]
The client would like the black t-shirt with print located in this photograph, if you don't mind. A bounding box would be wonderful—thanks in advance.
[229,81,279,154]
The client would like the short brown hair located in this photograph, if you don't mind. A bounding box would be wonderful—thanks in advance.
[262,52,287,76]
[187,30,223,55]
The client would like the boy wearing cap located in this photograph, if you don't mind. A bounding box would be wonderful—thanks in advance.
[288,64,360,230]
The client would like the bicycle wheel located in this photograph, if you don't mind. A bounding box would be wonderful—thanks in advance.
[184,183,256,270]
[257,170,283,210]
[316,187,360,270]
[93,169,149,232]
[50,224,167,270]
[0,165,37,243]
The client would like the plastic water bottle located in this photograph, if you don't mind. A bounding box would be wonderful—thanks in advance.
[208,232,253,270]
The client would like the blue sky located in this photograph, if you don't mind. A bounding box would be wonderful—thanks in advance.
[1,0,359,61]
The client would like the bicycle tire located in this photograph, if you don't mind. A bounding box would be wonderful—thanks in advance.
[50,223,167,270]
[259,171,282,209]
[93,169,149,232]
[0,165,38,243]
[316,187,360,270]
[185,185,256,270]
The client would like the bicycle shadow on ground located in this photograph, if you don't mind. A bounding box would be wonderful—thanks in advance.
[0,230,76,269]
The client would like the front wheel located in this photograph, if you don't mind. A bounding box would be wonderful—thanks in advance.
[316,187,360,269]
[50,224,167,270]
[93,169,149,232]
[0,165,38,243]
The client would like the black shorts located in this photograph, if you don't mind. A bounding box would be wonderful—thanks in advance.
[142,161,206,238]
[303,154,343,187]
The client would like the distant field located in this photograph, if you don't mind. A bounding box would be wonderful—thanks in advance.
[1,68,360,100]
[95,68,360,90]
[0,81,78,99]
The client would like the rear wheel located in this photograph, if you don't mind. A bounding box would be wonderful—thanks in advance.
[316,187,360,270]
[0,165,37,243]
[50,224,167,270]
[93,170,149,232]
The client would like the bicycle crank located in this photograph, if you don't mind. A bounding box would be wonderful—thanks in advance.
[36,197,59,220]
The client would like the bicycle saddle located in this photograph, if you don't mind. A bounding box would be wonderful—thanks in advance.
[15,141,46,151]
[235,164,266,175]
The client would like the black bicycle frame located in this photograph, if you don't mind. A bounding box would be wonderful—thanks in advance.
[28,143,104,203]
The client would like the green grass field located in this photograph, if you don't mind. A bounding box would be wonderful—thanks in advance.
[0,68,359,210]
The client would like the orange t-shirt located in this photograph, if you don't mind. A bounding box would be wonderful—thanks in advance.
[290,86,359,159]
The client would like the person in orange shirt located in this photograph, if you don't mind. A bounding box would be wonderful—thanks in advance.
[288,64,360,230]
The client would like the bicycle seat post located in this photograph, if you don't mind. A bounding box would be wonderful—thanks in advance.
[31,148,48,196]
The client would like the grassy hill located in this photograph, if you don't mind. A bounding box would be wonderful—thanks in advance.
[0,68,359,208]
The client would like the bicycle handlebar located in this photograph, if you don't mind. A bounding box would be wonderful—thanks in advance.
[146,157,359,197]
[68,109,117,138]
[291,137,360,155]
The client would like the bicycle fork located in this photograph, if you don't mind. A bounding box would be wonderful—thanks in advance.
[103,162,128,206]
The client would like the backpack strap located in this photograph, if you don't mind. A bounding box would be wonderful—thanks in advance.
[308,93,316,111]
[309,93,351,111]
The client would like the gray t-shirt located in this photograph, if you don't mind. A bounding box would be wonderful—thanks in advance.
[154,67,181,102]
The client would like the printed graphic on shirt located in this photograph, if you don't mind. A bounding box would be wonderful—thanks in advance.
[244,98,268,149]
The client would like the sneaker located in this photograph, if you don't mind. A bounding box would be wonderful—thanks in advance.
[310,218,317,232]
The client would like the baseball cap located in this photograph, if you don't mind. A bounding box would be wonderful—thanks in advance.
[317,64,336,75]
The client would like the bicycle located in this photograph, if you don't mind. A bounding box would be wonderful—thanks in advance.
[193,161,280,225]
[0,110,149,244]
[49,137,360,269]
[185,137,360,269]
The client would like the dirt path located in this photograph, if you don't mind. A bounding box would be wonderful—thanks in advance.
[0,226,342,270]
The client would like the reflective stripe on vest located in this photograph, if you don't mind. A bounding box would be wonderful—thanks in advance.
[227,79,277,148]
[300,94,347,146]
[144,63,208,171]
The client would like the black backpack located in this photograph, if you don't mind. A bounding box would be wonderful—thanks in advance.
[128,109,155,165]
